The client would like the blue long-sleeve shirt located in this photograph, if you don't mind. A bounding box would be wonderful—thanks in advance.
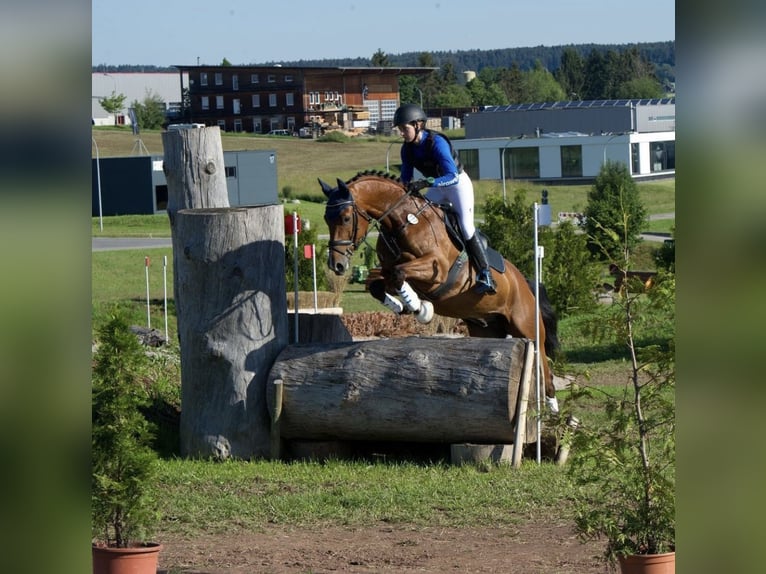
[400,130,460,188]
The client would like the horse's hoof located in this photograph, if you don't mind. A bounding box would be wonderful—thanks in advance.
[415,301,434,324]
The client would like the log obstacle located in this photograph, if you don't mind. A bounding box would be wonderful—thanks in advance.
[267,336,536,451]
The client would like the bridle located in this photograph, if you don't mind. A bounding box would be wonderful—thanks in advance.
[326,180,426,262]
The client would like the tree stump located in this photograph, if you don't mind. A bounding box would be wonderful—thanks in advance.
[162,126,230,320]
[175,206,288,459]
[266,337,534,444]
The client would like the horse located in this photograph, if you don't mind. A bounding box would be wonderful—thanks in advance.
[319,171,560,413]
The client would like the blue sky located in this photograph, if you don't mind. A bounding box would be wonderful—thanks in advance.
[92,0,675,67]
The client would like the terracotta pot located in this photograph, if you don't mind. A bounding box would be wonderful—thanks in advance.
[92,543,162,574]
[618,551,675,574]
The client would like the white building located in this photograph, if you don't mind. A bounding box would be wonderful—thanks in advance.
[92,72,188,126]
[452,99,675,182]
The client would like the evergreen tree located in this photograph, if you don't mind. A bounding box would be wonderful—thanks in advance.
[555,47,585,100]
[371,49,390,67]
[582,49,608,100]
[584,161,647,261]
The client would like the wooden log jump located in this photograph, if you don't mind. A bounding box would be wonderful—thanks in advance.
[266,336,535,446]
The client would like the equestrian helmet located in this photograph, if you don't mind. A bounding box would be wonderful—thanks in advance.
[393,103,427,126]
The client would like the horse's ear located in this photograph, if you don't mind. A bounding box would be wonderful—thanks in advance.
[337,178,349,193]
[318,178,333,198]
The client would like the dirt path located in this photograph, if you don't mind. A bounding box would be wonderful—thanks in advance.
[157,521,607,573]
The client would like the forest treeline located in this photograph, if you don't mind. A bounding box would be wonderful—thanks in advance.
[93,41,674,108]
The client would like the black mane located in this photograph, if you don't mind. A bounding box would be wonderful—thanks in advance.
[347,170,402,184]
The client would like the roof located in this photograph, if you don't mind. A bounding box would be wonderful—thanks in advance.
[172,65,437,75]
[481,98,675,113]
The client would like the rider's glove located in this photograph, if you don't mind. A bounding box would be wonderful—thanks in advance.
[407,178,434,193]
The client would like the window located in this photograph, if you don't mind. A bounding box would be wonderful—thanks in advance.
[217,120,226,131]
[309,91,319,105]
[560,145,582,178]
[232,75,239,91]
[225,166,238,178]
[285,75,293,82]
[508,147,539,179]
[651,141,675,172]
[216,95,224,109]
[251,74,259,84]
[631,143,640,174]
[215,73,223,85]
[252,118,261,133]
[285,93,294,106]
[287,117,296,130]
[252,94,260,108]
[233,99,241,114]
[200,72,208,86]
[201,96,209,110]
[268,93,277,107]
[458,149,479,179]
[267,74,276,83]
[233,120,242,133]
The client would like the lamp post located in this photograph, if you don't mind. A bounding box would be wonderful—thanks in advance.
[602,133,621,166]
[414,87,423,109]
[92,137,103,232]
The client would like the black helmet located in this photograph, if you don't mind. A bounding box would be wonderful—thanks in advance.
[393,103,426,126]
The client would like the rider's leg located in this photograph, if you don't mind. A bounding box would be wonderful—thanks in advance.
[428,173,496,295]
[465,234,497,294]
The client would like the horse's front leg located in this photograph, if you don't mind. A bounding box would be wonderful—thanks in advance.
[368,278,404,314]
[388,260,437,324]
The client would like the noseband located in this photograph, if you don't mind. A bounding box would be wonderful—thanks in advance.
[326,198,371,259]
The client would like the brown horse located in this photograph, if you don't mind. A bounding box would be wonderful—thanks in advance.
[320,171,559,412]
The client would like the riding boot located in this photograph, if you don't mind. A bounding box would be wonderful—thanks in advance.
[466,234,496,295]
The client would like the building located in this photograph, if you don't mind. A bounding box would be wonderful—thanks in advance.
[92,150,278,217]
[92,72,188,126]
[172,65,436,134]
[452,98,675,183]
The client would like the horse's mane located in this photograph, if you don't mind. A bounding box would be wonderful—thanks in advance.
[347,170,403,185]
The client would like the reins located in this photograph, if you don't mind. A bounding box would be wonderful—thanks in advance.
[327,178,424,258]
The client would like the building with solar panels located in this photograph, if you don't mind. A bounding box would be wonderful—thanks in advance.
[450,98,674,183]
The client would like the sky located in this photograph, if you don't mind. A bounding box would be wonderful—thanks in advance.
[92,0,675,67]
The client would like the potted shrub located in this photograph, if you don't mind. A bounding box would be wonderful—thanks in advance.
[92,312,163,573]
[567,258,675,572]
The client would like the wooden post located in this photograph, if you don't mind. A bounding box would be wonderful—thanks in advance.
[512,341,535,467]
[175,206,289,459]
[162,126,230,321]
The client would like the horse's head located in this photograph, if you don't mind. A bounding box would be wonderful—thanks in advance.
[320,177,371,275]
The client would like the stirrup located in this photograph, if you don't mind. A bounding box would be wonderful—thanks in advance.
[474,270,496,295]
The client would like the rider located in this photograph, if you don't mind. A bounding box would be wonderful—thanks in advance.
[394,103,496,294]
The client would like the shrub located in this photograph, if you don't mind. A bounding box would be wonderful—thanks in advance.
[584,162,647,261]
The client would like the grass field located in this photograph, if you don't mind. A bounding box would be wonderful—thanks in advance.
[92,126,675,238]
[91,127,674,550]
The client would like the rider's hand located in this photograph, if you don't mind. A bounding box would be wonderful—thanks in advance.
[407,178,434,193]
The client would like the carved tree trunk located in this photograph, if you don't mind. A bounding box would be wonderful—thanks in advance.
[162,126,230,320]
[267,337,533,444]
[175,206,288,459]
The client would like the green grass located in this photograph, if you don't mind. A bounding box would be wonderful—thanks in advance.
[153,457,573,537]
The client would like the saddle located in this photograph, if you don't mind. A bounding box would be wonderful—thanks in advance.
[433,201,505,273]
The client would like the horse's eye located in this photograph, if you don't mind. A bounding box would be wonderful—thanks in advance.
[343,215,352,224]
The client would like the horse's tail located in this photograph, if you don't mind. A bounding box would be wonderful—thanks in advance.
[526,279,559,358]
